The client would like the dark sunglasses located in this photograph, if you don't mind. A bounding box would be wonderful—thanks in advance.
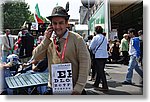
[56,37,61,52]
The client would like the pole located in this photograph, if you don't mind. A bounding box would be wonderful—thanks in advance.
[87,0,90,35]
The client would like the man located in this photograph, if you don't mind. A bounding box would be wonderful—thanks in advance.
[122,28,143,85]
[1,29,12,62]
[119,33,129,65]
[32,6,90,95]
[138,30,143,67]
[18,26,34,63]
[89,26,108,91]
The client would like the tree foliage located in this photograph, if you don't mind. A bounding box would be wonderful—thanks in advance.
[2,2,31,30]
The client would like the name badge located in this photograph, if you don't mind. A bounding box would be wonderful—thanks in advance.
[51,63,73,95]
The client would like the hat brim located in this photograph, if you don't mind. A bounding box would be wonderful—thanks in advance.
[46,15,70,21]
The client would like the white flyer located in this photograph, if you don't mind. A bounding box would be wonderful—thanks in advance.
[51,63,73,95]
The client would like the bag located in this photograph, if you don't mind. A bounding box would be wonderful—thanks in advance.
[89,49,95,60]
[93,36,105,54]
[91,36,105,59]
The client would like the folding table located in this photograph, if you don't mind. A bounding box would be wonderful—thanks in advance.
[5,72,49,94]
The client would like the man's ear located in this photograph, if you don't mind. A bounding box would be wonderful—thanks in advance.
[66,21,69,27]
[65,20,69,24]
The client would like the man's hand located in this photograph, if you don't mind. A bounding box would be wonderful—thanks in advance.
[44,24,53,39]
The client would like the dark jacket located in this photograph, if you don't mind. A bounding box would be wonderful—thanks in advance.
[19,33,34,58]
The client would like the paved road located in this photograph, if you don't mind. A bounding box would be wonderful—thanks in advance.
[85,64,143,95]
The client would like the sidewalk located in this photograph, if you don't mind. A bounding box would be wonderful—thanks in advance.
[85,64,143,95]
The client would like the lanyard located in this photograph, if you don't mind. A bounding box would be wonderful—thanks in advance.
[53,35,69,62]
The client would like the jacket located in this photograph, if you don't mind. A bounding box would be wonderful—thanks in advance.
[19,33,34,58]
[129,37,141,58]
[1,35,12,51]
[32,31,91,94]
[89,34,108,58]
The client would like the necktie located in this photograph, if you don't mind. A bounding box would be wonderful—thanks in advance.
[7,35,11,48]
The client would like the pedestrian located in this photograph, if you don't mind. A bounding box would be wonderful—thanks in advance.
[119,33,129,65]
[107,39,113,63]
[1,29,13,63]
[109,39,120,63]
[17,26,34,63]
[37,32,44,45]
[89,26,109,91]
[122,28,143,85]
[86,35,96,81]
[32,6,90,95]
[1,54,21,95]
[138,30,143,67]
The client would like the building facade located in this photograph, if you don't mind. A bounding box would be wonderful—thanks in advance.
[79,0,143,40]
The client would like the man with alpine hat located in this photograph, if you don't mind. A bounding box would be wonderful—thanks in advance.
[32,6,90,95]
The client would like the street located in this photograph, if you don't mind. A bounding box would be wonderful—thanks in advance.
[85,64,143,95]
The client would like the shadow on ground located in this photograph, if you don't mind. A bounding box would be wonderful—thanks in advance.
[85,81,131,95]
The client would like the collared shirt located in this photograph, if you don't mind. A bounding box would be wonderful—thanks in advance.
[51,29,69,54]
[51,29,69,39]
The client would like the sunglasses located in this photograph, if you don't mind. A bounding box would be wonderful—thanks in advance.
[56,37,61,52]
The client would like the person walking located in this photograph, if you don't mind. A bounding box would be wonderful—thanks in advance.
[109,39,120,63]
[119,34,129,65]
[122,28,143,85]
[89,26,109,91]
[1,29,13,63]
[17,26,34,63]
[32,6,90,95]
[138,30,143,67]
[87,35,96,81]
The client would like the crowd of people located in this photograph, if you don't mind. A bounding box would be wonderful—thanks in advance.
[0,6,143,95]
[86,28,143,86]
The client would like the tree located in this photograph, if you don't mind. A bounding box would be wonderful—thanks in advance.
[2,2,31,30]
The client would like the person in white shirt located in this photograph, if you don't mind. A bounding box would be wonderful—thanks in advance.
[89,26,108,91]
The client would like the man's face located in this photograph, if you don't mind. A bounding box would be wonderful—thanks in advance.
[51,17,68,37]
[124,35,129,39]
[128,31,133,38]
[6,30,10,35]
[22,30,27,35]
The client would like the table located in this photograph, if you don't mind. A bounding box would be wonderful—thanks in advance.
[5,72,49,94]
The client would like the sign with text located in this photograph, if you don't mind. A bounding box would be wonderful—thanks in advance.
[30,22,38,30]
[51,63,73,95]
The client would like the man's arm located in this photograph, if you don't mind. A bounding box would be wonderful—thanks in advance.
[89,36,97,52]
[32,24,53,61]
[32,37,51,61]
[73,36,91,94]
